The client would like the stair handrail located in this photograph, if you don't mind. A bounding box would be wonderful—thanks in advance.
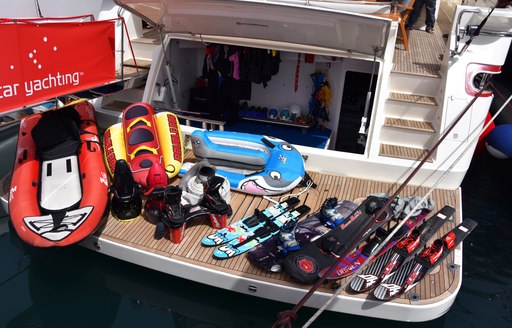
[155,106,226,131]
[113,12,140,81]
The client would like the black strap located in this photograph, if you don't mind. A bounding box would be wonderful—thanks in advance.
[319,235,345,255]
[300,171,317,189]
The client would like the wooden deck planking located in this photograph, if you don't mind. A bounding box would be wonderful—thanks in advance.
[393,23,446,77]
[95,165,462,305]
[380,144,433,162]
[96,19,464,306]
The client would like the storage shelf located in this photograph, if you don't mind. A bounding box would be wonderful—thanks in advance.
[241,116,315,129]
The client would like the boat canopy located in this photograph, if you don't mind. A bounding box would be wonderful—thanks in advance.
[114,0,393,58]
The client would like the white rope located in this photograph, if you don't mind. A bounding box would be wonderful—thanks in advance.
[263,179,317,204]
[302,92,512,327]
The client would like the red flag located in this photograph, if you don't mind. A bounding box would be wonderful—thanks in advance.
[0,19,115,113]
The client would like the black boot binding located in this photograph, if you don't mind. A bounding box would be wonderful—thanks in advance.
[155,186,185,240]
[110,159,142,221]
[319,197,344,228]
[200,176,233,217]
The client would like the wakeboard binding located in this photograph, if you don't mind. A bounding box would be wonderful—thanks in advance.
[155,186,186,243]
[276,220,301,255]
[319,197,345,228]
[198,175,233,229]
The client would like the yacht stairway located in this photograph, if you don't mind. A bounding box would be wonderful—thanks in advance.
[98,26,161,128]
[379,22,448,162]
[117,27,159,80]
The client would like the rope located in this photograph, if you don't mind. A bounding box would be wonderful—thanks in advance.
[34,0,43,18]
[0,253,29,287]
[272,82,492,327]
[0,14,95,24]
[302,88,512,327]
[295,53,301,92]
[263,179,317,205]
[275,310,297,328]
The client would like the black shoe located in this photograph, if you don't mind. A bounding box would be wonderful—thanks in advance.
[156,186,185,239]
[110,160,142,221]
[201,176,232,216]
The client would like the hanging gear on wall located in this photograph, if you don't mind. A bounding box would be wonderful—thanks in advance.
[309,71,332,128]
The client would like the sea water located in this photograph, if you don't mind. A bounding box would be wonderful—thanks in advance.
[0,152,510,328]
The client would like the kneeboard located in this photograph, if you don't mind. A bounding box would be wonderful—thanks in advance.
[282,195,395,284]
[246,200,358,272]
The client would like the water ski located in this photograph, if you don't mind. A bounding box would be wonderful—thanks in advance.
[373,218,477,301]
[321,208,431,280]
[213,204,311,259]
[201,197,300,247]
[349,205,454,293]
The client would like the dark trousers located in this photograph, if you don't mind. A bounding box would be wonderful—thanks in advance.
[407,0,436,29]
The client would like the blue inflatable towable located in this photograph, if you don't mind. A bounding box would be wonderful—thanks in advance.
[180,130,306,195]
[486,124,512,159]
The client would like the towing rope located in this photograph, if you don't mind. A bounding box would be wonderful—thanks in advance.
[272,81,497,328]
[302,86,512,327]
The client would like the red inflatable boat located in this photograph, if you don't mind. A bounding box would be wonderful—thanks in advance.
[9,100,109,247]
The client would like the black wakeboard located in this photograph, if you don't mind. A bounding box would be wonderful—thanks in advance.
[282,195,396,284]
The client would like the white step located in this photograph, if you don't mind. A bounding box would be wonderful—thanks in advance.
[379,118,436,149]
[380,126,436,149]
[126,29,160,62]
[388,72,441,96]
[385,92,438,121]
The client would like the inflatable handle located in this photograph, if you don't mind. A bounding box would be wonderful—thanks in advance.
[179,161,214,189]
[190,130,268,169]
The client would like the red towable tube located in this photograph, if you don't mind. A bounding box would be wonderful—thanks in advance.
[102,102,184,190]
[9,100,109,247]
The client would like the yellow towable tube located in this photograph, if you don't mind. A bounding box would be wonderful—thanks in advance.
[103,102,184,189]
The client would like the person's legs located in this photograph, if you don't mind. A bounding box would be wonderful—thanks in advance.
[406,0,426,28]
[425,0,436,33]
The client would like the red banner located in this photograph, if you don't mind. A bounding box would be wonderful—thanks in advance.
[0,20,115,113]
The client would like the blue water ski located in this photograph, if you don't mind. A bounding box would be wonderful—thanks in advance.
[201,197,299,246]
[213,205,311,259]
